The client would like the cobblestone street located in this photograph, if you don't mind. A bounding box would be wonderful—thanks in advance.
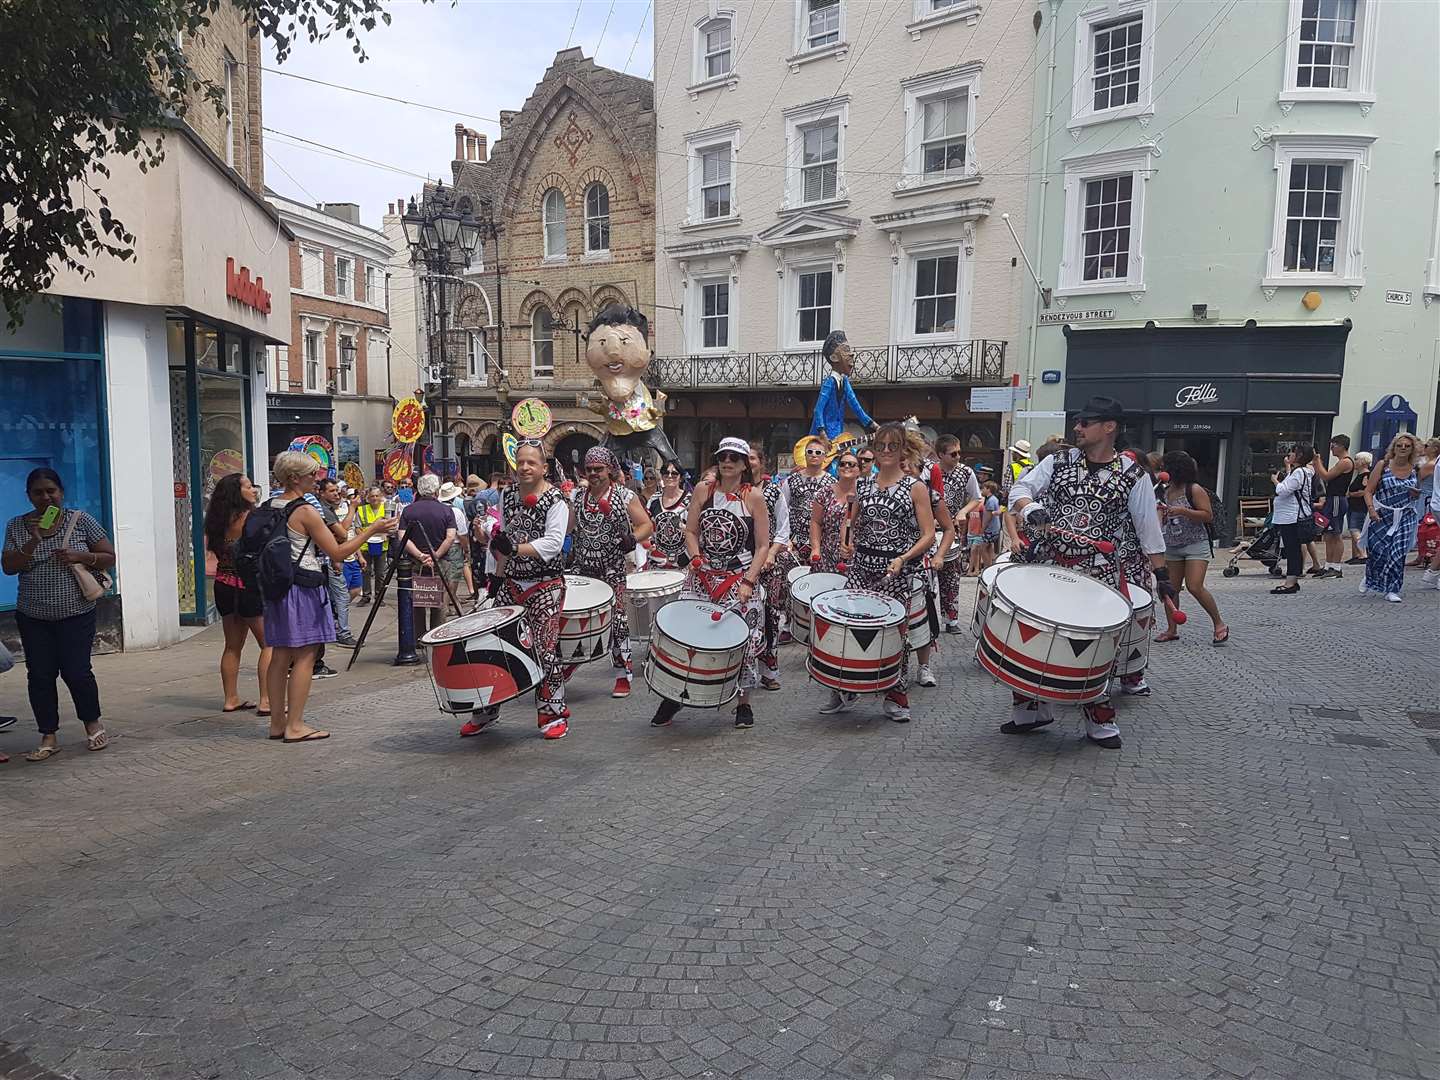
[1,570,1436,1080]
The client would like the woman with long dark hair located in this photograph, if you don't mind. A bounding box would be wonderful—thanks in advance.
[1156,451,1227,644]
[646,461,691,569]
[204,473,271,714]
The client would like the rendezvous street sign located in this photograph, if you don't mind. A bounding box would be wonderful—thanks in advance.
[1038,308,1115,325]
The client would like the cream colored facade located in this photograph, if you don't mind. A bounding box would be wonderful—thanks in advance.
[652,0,1037,466]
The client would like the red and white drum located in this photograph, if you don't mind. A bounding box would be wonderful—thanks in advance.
[787,572,846,647]
[807,589,907,695]
[644,599,750,708]
[976,564,1131,705]
[420,606,542,714]
[1112,584,1155,677]
[624,569,685,644]
[558,575,615,665]
[971,562,1003,638]
[906,574,932,650]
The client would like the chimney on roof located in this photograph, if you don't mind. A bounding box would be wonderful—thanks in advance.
[319,202,361,225]
[454,123,467,161]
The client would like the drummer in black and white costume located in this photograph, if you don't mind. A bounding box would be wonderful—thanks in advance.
[763,438,836,688]
[824,422,936,723]
[906,439,957,689]
[470,439,573,740]
[935,434,981,632]
[571,445,654,698]
[753,445,788,689]
[651,436,770,730]
[644,460,689,569]
[1006,395,1174,749]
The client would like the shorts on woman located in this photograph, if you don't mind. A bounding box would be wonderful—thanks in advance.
[1346,509,1368,532]
[263,584,334,648]
[214,579,263,620]
[1164,539,1212,562]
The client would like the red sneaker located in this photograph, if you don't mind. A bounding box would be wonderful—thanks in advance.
[459,709,498,737]
[612,676,631,698]
[539,715,569,739]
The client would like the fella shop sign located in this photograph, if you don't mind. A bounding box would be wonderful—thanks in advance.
[225,257,272,316]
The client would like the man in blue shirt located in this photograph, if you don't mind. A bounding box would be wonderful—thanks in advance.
[810,330,879,440]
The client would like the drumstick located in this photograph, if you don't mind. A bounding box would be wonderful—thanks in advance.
[1162,595,1188,625]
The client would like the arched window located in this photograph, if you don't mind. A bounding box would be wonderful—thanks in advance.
[698,15,733,80]
[584,183,611,254]
[542,189,566,258]
[531,308,555,378]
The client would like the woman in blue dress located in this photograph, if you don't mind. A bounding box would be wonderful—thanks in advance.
[1360,433,1422,602]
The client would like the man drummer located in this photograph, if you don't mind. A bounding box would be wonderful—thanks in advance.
[570,445,654,698]
[935,434,981,632]
[470,439,573,739]
[1005,395,1174,749]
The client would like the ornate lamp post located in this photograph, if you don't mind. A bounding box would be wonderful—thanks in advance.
[400,182,482,478]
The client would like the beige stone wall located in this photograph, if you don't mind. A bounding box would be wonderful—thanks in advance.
[178,3,263,194]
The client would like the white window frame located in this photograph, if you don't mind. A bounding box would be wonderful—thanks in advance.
[905,0,981,38]
[896,64,981,195]
[530,308,555,379]
[335,256,354,300]
[1057,145,1155,296]
[684,124,740,227]
[1427,150,1440,301]
[584,183,611,256]
[223,51,238,168]
[687,273,736,354]
[1069,0,1155,131]
[267,344,288,389]
[781,260,843,351]
[1280,0,1379,107]
[336,330,356,395]
[466,330,490,382]
[1263,134,1373,288]
[365,264,380,305]
[789,0,848,66]
[907,246,963,341]
[783,98,849,210]
[300,246,323,293]
[302,327,325,393]
[542,189,567,261]
[690,12,739,93]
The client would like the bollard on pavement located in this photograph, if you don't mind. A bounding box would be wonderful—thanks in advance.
[394,556,421,666]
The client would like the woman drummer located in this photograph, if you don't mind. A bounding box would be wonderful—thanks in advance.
[811,446,861,574]
[768,436,835,627]
[471,439,573,740]
[645,460,690,568]
[822,422,935,722]
[905,438,957,691]
[651,437,770,730]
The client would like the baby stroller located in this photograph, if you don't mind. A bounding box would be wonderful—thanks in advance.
[1221,523,1282,577]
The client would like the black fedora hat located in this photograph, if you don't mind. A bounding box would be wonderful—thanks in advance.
[1075,395,1125,422]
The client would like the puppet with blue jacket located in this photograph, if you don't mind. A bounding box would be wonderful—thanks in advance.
[810,330,878,440]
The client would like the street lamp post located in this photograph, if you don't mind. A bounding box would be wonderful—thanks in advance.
[400,182,482,479]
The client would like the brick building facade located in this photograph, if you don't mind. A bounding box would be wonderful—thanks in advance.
[385,48,655,477]
[266,193,393,473]
[180,7,265,193]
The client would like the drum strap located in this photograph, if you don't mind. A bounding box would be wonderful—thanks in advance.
[694,565,742,603]
[511,577,563,604]
[856,544,905,559]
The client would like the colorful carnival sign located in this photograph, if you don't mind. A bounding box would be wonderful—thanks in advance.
[342,462,366,491]
[208,448,244,483]
[383,445,412,482]
[288,436,334,476]
[510,397,553,439]
[392,397,426,444]
[501,431,519,470]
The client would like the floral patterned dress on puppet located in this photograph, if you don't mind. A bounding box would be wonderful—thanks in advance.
[578,304,679,469]
[572,447,643,691]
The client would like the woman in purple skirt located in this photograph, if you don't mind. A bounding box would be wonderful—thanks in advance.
[263,451,395,743]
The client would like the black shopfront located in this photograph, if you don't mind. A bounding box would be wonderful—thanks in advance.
[1063,323,1349,541]
[266,392,335,462]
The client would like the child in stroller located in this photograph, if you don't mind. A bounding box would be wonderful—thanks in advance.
[1222,523,1282,577]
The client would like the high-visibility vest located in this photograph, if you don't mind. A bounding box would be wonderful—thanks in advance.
[356,502,388,550]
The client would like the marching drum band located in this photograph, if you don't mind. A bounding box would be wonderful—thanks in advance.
[418,379,1175,752]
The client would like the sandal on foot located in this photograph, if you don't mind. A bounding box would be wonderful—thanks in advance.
[25,744,61,762]
[223,701,257,713]
[257,708,272,717]
[1212,627,1230,646]
[282,730,330,744]
[86,728,109,752]
[1154,632,1180,643]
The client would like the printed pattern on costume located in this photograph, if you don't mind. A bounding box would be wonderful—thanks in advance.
[573,484,637,669]
[1020,450,1146,590]
[845,475,922,691]
[759,477,784,673]
[1362,469,1419,596]
[503,487,567,580]
[683,484,763,690]
[814,488,854,574]
[646,493,689,568]
[506,577,567,716]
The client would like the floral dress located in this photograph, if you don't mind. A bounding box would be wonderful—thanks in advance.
[814,487,856,574]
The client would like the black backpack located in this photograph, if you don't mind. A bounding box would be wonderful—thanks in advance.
[236,500,326,601]
[1188,483,1224,544]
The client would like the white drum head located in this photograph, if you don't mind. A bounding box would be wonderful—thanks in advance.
[654,600,748,650]
[1126,585,1155,612]
[811,589,906,626]
[563,575,616,611]
[993,565,1130,630]
[627,569,685,595]
[420,605,524,645]
[995,552,1012,565]
[978,564,1003,590]
[790,573,846,606]
[786,565,810,587]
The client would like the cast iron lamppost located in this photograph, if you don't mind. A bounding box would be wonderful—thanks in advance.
[400,182,482,479]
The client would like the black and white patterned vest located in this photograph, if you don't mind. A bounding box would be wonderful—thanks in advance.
[502,486,566,581]
[783,471,835,544]
[762,476,782,543]
[944,462,977,517]
[646,492,689,568]
[852,475,922,559]
[1030,449,1147,587]
[573,484,634,572]
[697,484,756,572]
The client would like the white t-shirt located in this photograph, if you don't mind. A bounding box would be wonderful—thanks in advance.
[1270,466,1314,526]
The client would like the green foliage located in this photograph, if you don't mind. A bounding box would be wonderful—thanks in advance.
[0,0,414,329]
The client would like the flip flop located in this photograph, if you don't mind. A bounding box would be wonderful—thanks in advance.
[267,734,284,740]
[1154,632,1180,642]
[223,701,257,713]
[282,730,331,744]
[87,728,109,752]
[25,744,61,762]
[1212,628,1230,646]
[257,709,272,717]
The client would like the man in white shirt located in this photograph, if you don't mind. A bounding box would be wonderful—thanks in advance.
[1003,396,1173,749]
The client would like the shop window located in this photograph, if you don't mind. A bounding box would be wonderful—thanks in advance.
[195,324,220,370]
[1241,415,1317,497]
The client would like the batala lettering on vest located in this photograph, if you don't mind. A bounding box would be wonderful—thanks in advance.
[1174,383,1219,409]
[225,257,272,316]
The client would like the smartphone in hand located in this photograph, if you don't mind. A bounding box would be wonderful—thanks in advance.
[38,505,61,530]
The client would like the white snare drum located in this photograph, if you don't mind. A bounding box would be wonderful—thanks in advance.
[906,574,933,650]
[645,600,749,708]
[786,564,811,589]
[971,563,1003,638]
[558,575,615,665]
[1112,584,1155,677]
[976,565,1131,705]
[624,569,686,644]
[807,589,907,695]
[421,606,542,714]
[787,572,846,647]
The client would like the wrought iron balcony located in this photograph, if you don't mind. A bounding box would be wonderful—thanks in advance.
[648,340,1006,390]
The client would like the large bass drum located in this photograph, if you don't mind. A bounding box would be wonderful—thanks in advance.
[420,606,542,714]
[645,599,750,708]
[557,575,615,665]
[1112,584,1155,677]
[787,572,846,647]
[807,589,907,695]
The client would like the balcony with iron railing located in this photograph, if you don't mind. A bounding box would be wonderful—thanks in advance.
[647,340,1006,390]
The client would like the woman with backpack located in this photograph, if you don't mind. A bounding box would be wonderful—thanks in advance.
[1268,444,1317,596]
[254,451,395,743]
[1155,451,1228,645]
[204,473,271,716]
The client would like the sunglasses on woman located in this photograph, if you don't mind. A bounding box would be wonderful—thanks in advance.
[837,459,860,469]
[661,469,681,477]
[716,451,746,463]
[858,455,874,465]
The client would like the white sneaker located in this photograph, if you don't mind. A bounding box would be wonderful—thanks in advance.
[818,690,856,715]
[1421,569,1439,586]
[917,665,938,687]
[1119,676,1151,696]
[883,696,911,722]
[1085,713,1122,747]
[1358,581,1369,595]
[1385,592,1402,603]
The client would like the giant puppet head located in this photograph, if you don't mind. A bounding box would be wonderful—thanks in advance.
[585,304,652,403]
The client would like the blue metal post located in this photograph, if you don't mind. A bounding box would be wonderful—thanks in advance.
[394,554,421,665]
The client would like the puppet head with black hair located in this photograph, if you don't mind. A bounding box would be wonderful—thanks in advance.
[585,304,652,406]
[821,329,853,375]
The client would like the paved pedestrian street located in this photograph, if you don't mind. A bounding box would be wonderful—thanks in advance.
[1,572,1436,1080]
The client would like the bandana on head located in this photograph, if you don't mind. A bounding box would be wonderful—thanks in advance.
[584,446,621,477]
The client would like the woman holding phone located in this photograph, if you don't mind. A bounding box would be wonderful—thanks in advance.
[1,468,116,762]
